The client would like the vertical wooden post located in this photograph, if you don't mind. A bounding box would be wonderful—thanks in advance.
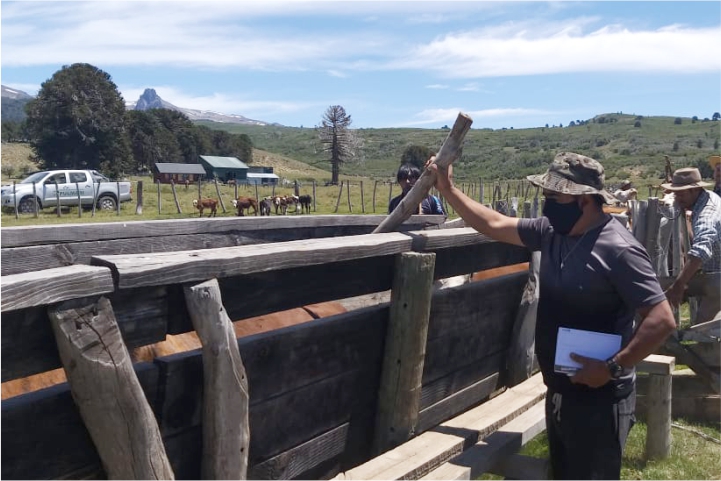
[523,200,531,219]
[198,177,202,200]
[373,180,378,213]
[214,178,227,213]
[347,180,353,213]
[76,182,82,217]
[136,180,144,215]
[157,180,162,214]
[48,297,174,479]
[479,179,484,204]
[372,252,436,455]
[506,252,540,385]
[55,181,61,217]
[116,181,121,215]
[334,181,344,213]
[13,181,18,219]
[184,279,250,480]
[170,180,182,214]
[642,356,675,461]
[312,180,317,212]
[91,181,98,217]
[254,183,259,209]
[33,182,39,217]
[360,180,365,213]
[644,198,661,271]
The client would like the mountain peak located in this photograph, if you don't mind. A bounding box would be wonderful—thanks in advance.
[1,85,33,100]
[134,88,177,111]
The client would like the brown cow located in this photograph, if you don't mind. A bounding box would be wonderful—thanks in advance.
[232,196,258,216]
[192,198,218,217]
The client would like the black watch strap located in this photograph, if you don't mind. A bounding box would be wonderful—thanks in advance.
[606,356,623,379]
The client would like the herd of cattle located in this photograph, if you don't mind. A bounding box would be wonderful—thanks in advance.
[192,194,313,217]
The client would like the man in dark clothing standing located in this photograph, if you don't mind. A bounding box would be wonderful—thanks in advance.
[389,162,445,216]
[427,151,676,480]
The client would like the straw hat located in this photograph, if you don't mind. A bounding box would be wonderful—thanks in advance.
[660,167,712,191]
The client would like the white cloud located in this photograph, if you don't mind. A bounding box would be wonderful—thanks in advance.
[405,107,551,127]
[327,70,348,78]
[426,84,449,90]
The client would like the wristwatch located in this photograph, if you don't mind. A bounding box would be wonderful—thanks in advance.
[606,356,624,380]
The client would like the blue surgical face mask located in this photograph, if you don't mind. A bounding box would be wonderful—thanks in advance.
[543,198,582,235]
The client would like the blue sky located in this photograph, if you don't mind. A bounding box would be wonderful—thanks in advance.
[2,1,720,130]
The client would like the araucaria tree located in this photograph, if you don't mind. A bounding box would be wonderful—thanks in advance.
[317,105,361,185]
[25,63,132,177]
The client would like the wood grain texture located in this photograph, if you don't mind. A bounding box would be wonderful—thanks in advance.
[93,232,413,289]
[184,279,249,479]
[1,265,114,312]
[1,214,444,248]
[373,252,436,454]
[48,297,174,480]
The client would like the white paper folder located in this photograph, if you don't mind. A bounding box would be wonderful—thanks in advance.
[554,327,621,376]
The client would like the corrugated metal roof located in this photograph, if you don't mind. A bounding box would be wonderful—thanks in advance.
[199,155,249,169]
[154,163,207,175]
[247,172,280,179]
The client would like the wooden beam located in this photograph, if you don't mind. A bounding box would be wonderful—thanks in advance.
[420,401,546,480]
[637,354,675,375]
[48,297,174,480]
[184,279,249,479]
[373,113,473,234]
[93,232,413,289]
[1,265,114,312]
[333,373,546,480]
[373,252,436,454]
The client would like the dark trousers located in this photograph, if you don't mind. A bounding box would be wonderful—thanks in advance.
[545,386,636,480]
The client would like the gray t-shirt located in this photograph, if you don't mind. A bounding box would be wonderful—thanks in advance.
[517,215,666,398]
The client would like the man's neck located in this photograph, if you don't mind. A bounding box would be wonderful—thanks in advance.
[568,209,607,237]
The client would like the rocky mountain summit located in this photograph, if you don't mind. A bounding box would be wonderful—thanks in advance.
[1,85,33,100]
[130,88,272,126]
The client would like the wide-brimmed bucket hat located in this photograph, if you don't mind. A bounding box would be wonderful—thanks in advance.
[527,152,616,203]
[660,167,712,191]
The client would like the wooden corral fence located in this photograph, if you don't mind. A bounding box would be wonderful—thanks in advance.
[2,215,535,479]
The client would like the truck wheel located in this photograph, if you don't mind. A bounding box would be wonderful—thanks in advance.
[97,195,117,211]
[17,197,40,214]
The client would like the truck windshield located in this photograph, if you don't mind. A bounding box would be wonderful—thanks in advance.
[20,172,49,184]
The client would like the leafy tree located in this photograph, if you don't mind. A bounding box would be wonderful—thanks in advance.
[713,112,720,121]
[674,117,682,125]
[400,145,434,169]
[25,63,132,176]
[317,105,362,184]
[634,121,641,128]
[692,116,698,123]
[1,121,28,142]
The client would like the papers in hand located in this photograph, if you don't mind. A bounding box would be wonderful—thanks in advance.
[554,327,621,376]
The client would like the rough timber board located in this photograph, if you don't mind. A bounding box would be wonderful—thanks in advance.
[93,232,413,289]
[334,373,546,480]
[0,215,446,248]
[1,265,114,312]
[420,402,546,480]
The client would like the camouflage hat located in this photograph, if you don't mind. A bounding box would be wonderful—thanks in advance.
[527,152,615,203]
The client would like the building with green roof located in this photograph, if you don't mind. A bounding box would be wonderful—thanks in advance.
[198,155,249,183]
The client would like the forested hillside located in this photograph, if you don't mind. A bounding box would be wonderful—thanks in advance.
[199,113,721,183]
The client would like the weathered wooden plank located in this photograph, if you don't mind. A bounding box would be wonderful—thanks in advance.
[417,372,502,435]
[48,297,173,479]
[410,227,495,251]
[184,279,249,480]
[1,214,444,248]
[373,252,436,454]
[1,363,159,480]
[155,307,387,436]
[637,354,675,375]
[333,373,546,481]
[2,286,169,382]
[1,223,438,276]
[420,401,547,480]
[430,242,530,280]
[249,424,350,480]
[93,232,413,289]
[1,265,114,312]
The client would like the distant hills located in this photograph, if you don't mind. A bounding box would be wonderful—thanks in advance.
[0,85,273,126]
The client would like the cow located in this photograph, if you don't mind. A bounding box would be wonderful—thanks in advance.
[273,195,287,215]
[259,197,273,216]
[299,194,312,214]
[232,196,258,216]
[192,198,218,217]
[285,195,300,214]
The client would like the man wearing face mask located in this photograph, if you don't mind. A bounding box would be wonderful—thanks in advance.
[427,151,676,480]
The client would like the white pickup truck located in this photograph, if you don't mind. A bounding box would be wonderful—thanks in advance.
[1,169,132,214]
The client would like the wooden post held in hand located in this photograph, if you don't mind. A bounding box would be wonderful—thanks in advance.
[373,112,472,233]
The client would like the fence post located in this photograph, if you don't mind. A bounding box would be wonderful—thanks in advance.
[360,180,365,213]
[13,181,18,219]
[639,355,675,460]
[334,181,344,213]
[347,180,353,213]
[33,181,38,217]
[55,181,61,217]
[184,279,249,479]
[76,182,82,218]
[312,180,317,212]
[136,180,144,215]
[372,252,436,455]
[116,182,120,216]
[48,297,174,479]
[170,179,182,214]
[373,180,378,213]
[92,181,98,217]
[157,180,162,215]
[388,182,393,212]
[214,178,226,213]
